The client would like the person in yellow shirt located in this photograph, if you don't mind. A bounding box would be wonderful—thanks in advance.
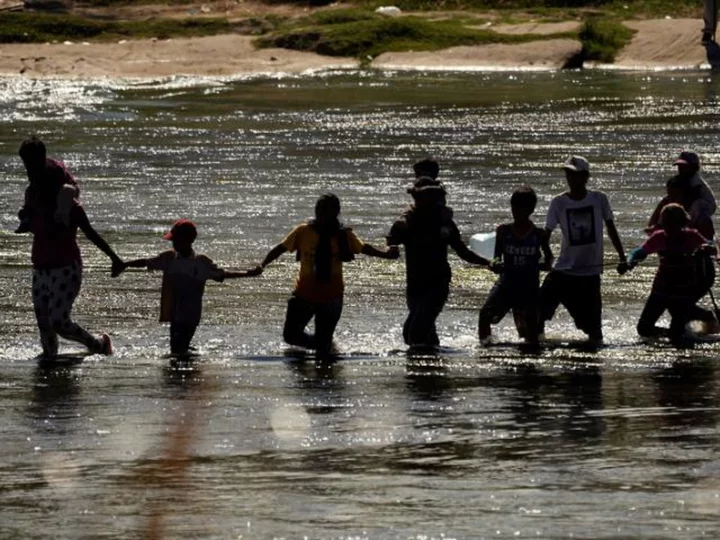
[260,193,400,355]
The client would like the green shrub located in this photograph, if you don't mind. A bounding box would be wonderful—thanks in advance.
[258,13,566,58]
[579,16,634,62]
[0,12,232,43]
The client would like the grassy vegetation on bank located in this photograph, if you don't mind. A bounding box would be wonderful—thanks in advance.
[579,16,635,62]
[257,0,700,17]
[0,12,232,43]
[256,8,575,59]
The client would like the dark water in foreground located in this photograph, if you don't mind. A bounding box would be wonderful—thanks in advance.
[1,70,720,538]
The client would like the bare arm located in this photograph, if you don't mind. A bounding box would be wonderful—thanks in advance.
[606,219,629,274]
[539,229,554,271]
[493,225,504,262]
[223,266,263,279]
[361,244,400,259]
[76,210,123,269]
[450,237,491,267]
[261,244,288,268]
[605,219,626,261]
[647,198,667,231]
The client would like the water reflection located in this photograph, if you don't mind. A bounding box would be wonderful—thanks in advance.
[28,362,82,435]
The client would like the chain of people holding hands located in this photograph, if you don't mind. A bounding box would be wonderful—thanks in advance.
[15,136,719,359]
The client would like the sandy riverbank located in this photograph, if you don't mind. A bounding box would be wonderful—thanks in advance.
[0,17,713,78]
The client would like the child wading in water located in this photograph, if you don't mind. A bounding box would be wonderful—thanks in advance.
[260,193,399,356]
[628,203,719,344]
[116,219,261,355]
[478,186,553,345]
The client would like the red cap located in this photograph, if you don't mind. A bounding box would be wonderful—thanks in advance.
[163,219,197,241]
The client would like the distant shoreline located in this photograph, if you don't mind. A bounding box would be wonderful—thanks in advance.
[0,14,713,78]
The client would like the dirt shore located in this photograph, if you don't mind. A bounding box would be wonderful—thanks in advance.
[0,15,712,78]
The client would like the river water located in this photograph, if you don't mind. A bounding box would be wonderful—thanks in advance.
[1,70,720,538]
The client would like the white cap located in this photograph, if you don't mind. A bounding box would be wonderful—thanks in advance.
[563,155,590,173]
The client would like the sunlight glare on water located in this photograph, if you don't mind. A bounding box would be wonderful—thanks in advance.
[1,70,720,538]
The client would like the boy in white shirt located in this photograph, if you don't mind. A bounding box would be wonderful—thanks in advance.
[539,156,628,343]
[116,219,261,355]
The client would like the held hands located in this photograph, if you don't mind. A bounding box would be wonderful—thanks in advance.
[111,258,127,278]
[490,258,504,275]
[387,245,401,260]
[616,260,630,276]
[246,264,264,277]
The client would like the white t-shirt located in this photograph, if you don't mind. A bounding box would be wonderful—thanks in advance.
[545,190,613,276]
[146,250,224,326]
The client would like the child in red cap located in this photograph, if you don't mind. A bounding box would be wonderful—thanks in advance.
[116,219,261,355]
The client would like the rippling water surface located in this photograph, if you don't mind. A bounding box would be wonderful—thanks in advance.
[2,70,720,538]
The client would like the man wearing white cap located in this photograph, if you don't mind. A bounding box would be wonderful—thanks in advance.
[539,156,628,343]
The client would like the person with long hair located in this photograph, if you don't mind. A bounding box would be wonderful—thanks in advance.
[260,193,399,355]
[22,142,122,358]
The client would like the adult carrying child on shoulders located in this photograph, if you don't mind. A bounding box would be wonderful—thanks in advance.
[387,158,491,348]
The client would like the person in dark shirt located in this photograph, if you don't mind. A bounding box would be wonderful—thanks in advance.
[387,160,491,348]
[478,186,553,345]
[16,136,80,234]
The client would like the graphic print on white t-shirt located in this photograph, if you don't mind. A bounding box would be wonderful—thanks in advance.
[566,206,596,246]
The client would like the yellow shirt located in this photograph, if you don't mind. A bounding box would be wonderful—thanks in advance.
[281,223,364,303]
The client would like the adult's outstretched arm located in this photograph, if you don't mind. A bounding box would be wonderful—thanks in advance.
[261,244,288,268]
[450,237,491,267]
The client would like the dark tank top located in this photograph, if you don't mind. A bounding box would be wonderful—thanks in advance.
[500,224,542,289]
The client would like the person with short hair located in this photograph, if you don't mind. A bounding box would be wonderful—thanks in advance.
[16,136,80,234]
[388,161,491,348]
[629,203,719,343]
[539,156,628,343]
[260,193,400,355]
[116,219,261,355]
[413,157,440,180]
[478,186,553,345]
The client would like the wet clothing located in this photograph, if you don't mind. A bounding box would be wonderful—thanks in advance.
[281,223,364,304]
[170,322,198,356]
[283,294,343,353]
[630,228,714,340]
[540,272,603,340]
[479,224,544,338]
[146,250,224,329]
[388,205,460,293]
[30,202,84,270]
[634,229,709,298]
[388,205,461,346]
[31,258,103,357]
[546,191,613,276]
[541,190,614,339]
[403,283,449,347]
[637,294,716,341]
